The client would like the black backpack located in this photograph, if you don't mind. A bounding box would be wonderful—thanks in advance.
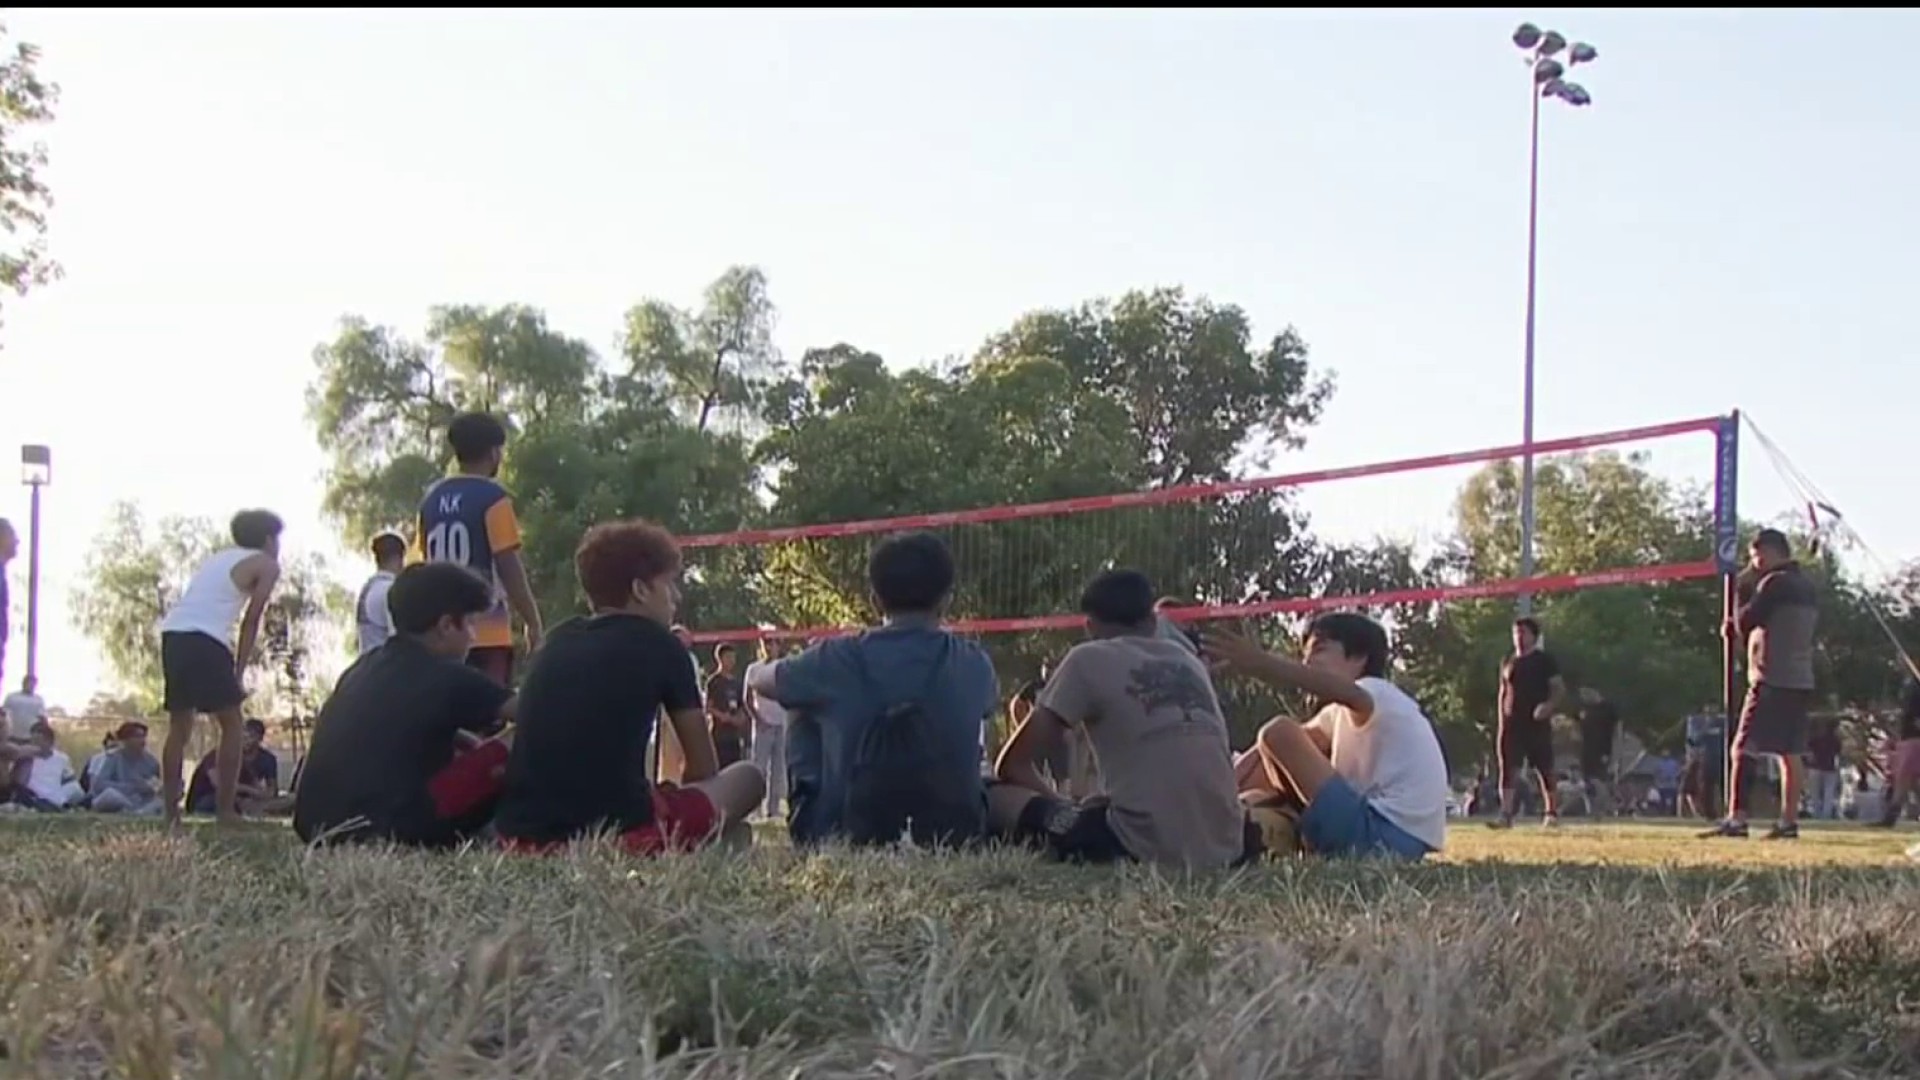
[842,637,985,848]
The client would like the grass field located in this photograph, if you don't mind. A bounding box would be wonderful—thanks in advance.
[1,817,1917,1078]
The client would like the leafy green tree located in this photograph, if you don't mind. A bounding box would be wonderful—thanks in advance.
[0,23,59,337]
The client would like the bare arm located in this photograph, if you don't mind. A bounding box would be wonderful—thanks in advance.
[493,551,543,651]
[232,555,282,673]
[994,705,1067,795]
[665,707,720,782]
[1202,627,1376,724]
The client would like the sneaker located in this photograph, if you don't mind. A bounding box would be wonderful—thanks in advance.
[1761,822,1799,841]
[1541,815,1561,830]
[1698,819,1749,839]
[1485,817,1514,830]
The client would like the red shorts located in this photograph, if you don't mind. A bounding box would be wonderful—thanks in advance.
[1889,738,1920,786]
[425,738,511,820]
[499,784,721,857]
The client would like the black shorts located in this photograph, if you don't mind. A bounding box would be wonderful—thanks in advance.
[466,646,514,687]
[1735,684,1812,757]
[713,728,746,768]
[161,631,246,714]
[1010,791,1265,865]
[1498,719,1554,785]
[1579,746,1612,781]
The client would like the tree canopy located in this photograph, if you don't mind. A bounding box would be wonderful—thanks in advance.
[67,266,1920,770]
[0,22,59,340]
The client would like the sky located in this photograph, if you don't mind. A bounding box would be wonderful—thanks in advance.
[0,9,1912,711]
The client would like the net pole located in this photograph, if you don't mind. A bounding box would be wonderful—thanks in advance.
[1713,411,1743,815]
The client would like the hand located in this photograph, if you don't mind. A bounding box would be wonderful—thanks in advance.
[524,625,544,654]
[1533,703,1554,722]
[1720,619,1738,641]
[1201,626,1271,676]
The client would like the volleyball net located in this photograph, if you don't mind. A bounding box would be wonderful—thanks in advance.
[676,413,1743,646]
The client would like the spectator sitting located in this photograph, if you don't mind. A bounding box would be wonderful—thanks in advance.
[89,722,164,815]
[17,721,82,811]
[80,731,117,793]
[186,718,287,816]
[748,530,998,847]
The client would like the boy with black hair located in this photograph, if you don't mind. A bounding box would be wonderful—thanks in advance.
[496,519,764,855]
[749,530,997,846]
[415,411,542,685]
[356,530,408,656]
[992,568,1254,869]
[294,562,518,847]
[1493,615,1567,828]
[706,643,749,768]
[157,508,284,825]
[1206,612,1449,860]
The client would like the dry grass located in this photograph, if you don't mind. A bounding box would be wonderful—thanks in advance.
[0,817,1917,1078]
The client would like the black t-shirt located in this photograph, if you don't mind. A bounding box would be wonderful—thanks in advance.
[1578,700,1618,752]
[706,671,743,717]
[293,638,510,844]
[494,613,701,843]
[1499,649,1560,725]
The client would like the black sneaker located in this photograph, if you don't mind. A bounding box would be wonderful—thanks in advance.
[1698,820,1749,839]
[1485,817,1514,830]
[1761,822,1799,841]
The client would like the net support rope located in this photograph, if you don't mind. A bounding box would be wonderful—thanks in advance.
[681,414,1726,644]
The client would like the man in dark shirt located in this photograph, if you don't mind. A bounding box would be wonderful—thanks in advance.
[706,644,749,768]
[1703,529,1820,841]
[187,718,283,815]
[293,563,517,847]
[1576,687,1620,814]
[495,519,764,855]
[1492,616,1568,828]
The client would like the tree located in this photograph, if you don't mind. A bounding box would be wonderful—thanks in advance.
[0,23,59,338]
[307,275,768,630]
[70,501,342,713]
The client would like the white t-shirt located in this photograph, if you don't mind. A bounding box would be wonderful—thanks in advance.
[24,750,73,803]
[743,661,786,727]
[356,571,397,656]
[2,691,46,740]
[1305,676,1450,852]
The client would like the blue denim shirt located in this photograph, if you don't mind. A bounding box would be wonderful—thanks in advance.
[773,615,998,844]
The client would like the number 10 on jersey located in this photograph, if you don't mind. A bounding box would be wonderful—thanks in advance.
[425,521,473,566]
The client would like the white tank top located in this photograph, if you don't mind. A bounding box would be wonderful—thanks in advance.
[159,547,256,643]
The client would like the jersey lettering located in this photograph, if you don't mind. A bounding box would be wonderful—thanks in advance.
[424,521,473,566]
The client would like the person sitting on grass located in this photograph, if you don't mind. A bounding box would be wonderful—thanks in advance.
[989,569,1258,870]
[1204,612,1448,861]
[89,722,164,816]
[747,530,996,848]
[293,563,518,847]
[186,718,286,817]
[495,519,764,856]
[17,721,83,811]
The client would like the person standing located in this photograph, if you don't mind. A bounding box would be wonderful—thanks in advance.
[1702,528,1820,841]
[1576,687,1620,816]
[355,531,407,656]
[705,644,750,768]
[1491,617,1568,829]
[2,675,48,743]
[1872,678,1920,829]
[156,509,284,825]
[415,412,543,685]
[1805,717,1843,820]
[743,639,790,819]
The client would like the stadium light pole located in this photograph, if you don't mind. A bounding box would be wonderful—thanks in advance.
[18,444,50,683]
[1512,22,1596,615]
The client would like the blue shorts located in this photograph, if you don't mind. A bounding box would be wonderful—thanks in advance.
[1300,774,1433,861]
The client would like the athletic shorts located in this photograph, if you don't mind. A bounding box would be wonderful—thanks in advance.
[1298,774,1432,861]
[499,784,721,857]
[161,631,247,714]
[1733,684,1812,758]
[466,646,514,687]
[1497,718,1554,787]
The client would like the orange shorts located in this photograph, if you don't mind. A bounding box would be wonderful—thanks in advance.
[499,784,721,857]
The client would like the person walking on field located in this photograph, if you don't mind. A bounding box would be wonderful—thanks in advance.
[1491,617,1569,829]
[1702,528,1820,841]
[156,509,284,825]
